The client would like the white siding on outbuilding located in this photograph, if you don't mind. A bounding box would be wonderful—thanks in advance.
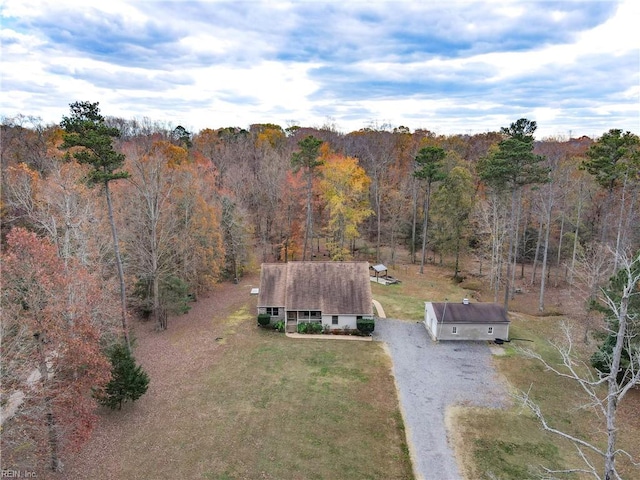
[423,301,510,341]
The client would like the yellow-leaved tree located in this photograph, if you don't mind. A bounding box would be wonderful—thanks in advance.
[318,153,373,260]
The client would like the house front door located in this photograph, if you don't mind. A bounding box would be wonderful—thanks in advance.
[286,311,297,333]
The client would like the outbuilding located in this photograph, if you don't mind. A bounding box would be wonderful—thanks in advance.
[424,299,510,341]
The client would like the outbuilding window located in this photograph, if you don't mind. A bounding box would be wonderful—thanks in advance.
[488,327,493,334]
[332,315,338,325]
[452,326,458,334]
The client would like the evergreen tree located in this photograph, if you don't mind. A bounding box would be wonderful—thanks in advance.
[61,101,132,351]
[478,118,549,309]
[413,146,446,274]
[581,129,639,266]
[291,135,323,260]
[98,343,150,410]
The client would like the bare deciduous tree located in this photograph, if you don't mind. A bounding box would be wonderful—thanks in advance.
[518,250,640,479]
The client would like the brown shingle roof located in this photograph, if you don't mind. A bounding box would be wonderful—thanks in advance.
[258,262,373,315]
[430,302,509,324]
[258,263,288,307]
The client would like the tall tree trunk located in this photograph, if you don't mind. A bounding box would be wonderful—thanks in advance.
[105,182,131,351]
[35,333,61,472]
[555,208,565,286]
[375,176,382,264]
[419,181,432,274]
[454,232,461,279]
[302,169,313,261]
[603,265,632,480]
[531,219,543,285]
[490,191,503,302]
[520,204,531,279]
[509,189,522,300]
[411,179,418,264]
[539,189,554,311]
[503,188,517,310]
[539,219,551,312]
[569,183,583,287]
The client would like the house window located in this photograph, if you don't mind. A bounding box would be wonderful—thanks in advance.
[332,315,338,325]
[452,326,458,334]
[488,327,493,334]
[266,307,279,316]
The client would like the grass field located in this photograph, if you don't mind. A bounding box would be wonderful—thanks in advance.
[59,279,413,480]
[371,261,640,478]
[370,263,477,320]
[57,260,639,479]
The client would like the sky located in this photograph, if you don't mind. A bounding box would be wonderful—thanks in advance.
[1,0,639,138]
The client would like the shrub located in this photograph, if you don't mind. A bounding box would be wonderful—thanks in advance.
[97,343,150,410]
[297,322,322,334]
[356,318,375,334]
[257,313,271,326]
[274,320,285,332]
[310,323,323,334]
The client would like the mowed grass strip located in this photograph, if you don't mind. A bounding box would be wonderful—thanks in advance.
[371,263,476,320]
[80,307,413,480]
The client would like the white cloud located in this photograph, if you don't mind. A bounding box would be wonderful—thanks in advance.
[1,0,638,137]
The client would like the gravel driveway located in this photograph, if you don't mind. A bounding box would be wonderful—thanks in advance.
[374,318,508,480]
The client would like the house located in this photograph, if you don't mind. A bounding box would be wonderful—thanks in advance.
[258,261,374,333]
[424,299,510,341]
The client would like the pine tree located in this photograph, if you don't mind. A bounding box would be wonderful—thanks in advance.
[99,343,150,410]
[478,118,549,309]
[291,135,323,260]
[61,101,132,350]
[413,146,446,274]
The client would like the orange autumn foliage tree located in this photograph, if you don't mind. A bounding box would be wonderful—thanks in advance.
[317,153,373,260]
[3,160,106,268]
[278,170,306,261]
[172,155,225,295]
[1,228,112,472]
[123,139,224,327]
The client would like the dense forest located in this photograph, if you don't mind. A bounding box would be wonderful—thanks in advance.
[1,102,639,472]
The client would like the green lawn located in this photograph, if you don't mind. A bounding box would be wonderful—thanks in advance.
[66,297,413,480]
[371,263,476,320]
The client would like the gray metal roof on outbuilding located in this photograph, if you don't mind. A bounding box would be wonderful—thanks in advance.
[430,302,509,324]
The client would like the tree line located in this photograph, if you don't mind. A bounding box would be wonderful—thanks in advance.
[1,103,638,473]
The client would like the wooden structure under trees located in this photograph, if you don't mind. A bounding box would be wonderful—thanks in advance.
[369,264,400,285]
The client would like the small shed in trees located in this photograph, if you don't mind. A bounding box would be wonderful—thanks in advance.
[424,299,510,341]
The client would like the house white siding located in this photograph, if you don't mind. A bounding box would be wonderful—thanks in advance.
[321,314,358,330]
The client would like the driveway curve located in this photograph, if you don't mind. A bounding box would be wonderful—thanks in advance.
[374,318,508,480]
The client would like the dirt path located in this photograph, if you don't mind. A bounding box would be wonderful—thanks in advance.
[372,298,387,318]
